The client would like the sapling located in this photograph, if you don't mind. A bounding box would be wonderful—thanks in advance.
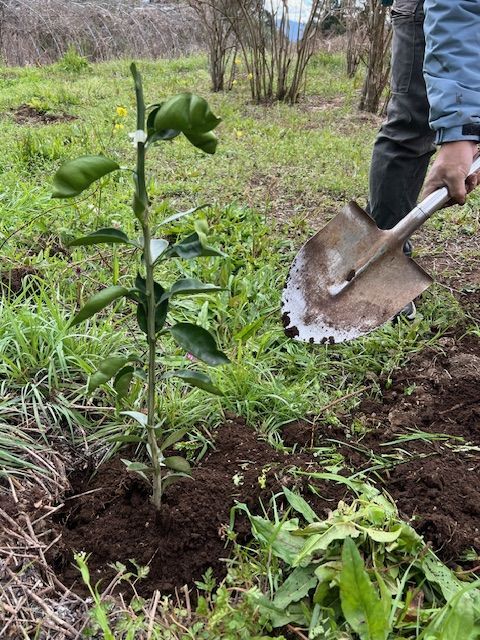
[52,64,229,510]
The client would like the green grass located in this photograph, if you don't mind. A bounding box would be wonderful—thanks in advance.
[1,52,479,639]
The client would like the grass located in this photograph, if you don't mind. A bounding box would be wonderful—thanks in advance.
[1,51,479,638]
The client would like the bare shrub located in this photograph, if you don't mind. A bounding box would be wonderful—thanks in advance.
[358,0,392,113]
[186,0,236,92]
[0,0,202,67]
[197,0,331,104]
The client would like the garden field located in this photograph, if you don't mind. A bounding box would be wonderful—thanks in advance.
[0,52,480,639]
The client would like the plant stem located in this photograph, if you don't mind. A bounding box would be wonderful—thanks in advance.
[142,218,163,511]
[132,63,163,510]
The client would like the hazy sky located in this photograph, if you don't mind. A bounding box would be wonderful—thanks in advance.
[266,0,313,22]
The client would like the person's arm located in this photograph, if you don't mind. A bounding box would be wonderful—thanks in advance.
[421,0,480,203]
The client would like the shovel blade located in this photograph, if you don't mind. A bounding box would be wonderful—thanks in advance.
[281,202,433,344]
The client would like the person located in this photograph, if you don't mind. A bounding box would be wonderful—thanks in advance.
[370,0,480,318]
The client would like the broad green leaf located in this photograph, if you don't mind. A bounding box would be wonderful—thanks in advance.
[150,239,169,264]
[364,526,402,544]
[248,592,306,628]
[133,275,168,334]
[88,355,129,392]
[293,523,360,566]
[422,555,466,602]
[160,428,189,452]
[170,323,229,366]
[159,278,222,303]
[121,411,148,427]
[113,365,135,399]
[122,459,152,473]
[164,456,191,473]
[184,130,218,154]
[249,515,304,565]
[162,369,223,396]
[166,232,225,259]
[146,102,181,144]
[339,538,389,640]
[162,472,192,491]
[70,286,128,326]
[283,487,317,524]
[273,566,317,609]
[153,93,221,135]
[52,155,119,198]
[69,228,136,247]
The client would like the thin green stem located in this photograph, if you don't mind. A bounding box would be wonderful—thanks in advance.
[132,63,163,510]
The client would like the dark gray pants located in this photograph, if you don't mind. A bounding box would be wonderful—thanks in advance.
[369,0,436,231]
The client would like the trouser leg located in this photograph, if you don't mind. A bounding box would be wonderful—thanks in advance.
[368,0,436,231]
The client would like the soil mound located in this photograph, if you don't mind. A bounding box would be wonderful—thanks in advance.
[283,330,480,561]
[51,418,345,597]
[12,104,77,125]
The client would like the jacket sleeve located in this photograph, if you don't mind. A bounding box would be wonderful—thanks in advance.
[423,0,480,144]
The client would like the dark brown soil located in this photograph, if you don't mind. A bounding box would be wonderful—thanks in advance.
[283,328,480,561]
[0,266,39,295]
[12,104,77,125]
[50,418,346,598]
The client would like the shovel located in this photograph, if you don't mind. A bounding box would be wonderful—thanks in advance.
[282,156,480,344]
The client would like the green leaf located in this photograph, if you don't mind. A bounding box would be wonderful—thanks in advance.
[283,487,317,524]
[273,566,317,609]
[164,456,191,473]
[248,515,305,565]
[69,228,136,247]
[133,275,168,334]
[70,286,128,326]
[170,323,229,366]
[162,369,223,396]
[150,239,169,264]
[153,93,221,135]
[166,232,225,260]
[234,314,269,343]
[339,538,389,640]
[364,526,402,544]
[293,523,360,566]
[121,411,148,427]
[184,130,218,154]
[88,355,129,392]
[160,428,189,452]
[113,365,135,399]
[162,472,192,491]
[158,204,209,227]
[52,155,120,198]
[146,103,181,144]
[160,278,222,303]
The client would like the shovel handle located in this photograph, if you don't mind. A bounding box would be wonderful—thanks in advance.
[394,155,480,242]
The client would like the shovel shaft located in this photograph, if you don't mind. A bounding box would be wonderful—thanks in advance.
[393,155,480,243]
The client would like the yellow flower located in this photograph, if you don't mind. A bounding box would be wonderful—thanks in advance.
[232,79,238,86]
[114,123,124,131]
[116,106,128,118]
[247,73,253,80]
[235,130,243,139]
[234,58,241,65]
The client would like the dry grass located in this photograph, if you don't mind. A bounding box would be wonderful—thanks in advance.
[0,0,202,66]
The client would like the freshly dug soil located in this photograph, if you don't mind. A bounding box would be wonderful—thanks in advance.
[51,418,346,597]
[0,266,39,295]
[283,328,480,561]
[12,104,77,125]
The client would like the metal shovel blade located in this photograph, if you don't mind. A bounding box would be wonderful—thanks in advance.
[281,202,433,344]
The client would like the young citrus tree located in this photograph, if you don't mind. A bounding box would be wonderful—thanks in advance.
[52,64,229,510]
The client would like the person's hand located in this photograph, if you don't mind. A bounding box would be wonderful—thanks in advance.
[421,140,479,205]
